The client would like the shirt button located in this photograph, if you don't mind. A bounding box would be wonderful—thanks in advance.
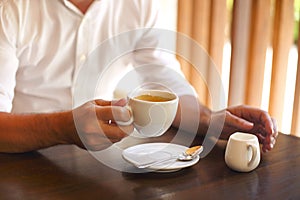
[80,54,87,62]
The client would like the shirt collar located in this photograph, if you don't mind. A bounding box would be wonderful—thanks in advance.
[61,0,102,16]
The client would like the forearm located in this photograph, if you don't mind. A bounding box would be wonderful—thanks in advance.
[172,95,211,136]
[0,111,76,153]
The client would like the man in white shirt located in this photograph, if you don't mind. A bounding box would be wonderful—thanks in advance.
[0,0,277,153]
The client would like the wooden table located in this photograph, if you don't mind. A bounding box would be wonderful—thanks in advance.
[0,129,300,199]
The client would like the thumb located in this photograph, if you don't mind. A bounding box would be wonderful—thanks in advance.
[112,98,127,106]
[94,99,113,106]
[94,98,128,107]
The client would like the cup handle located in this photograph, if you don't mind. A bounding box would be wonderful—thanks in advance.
[115,106,134,126]
[247,144,257,167]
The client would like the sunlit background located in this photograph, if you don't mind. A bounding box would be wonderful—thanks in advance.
[157,0,300,135]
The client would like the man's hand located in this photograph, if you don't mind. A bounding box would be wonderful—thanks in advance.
[211,105,278,152]
[71,98,134,151]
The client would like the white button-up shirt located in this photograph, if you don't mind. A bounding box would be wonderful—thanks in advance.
[0,0,194,113]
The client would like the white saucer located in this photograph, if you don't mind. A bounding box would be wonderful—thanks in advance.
[122,143,200,172]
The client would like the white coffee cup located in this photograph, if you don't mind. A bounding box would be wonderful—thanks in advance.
[225,132,261,172]
[117,89,179,137]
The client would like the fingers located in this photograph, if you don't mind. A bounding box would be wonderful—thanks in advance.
[93,99,132,123]
[271,117,278,138]
[112,98,128,106]
[79,121,134,151]
[103,122,134,138]
[94,98,128,107]
[73,99,134,151]
[239,106,275,136]
[260,112,275,138]
[93,99,134,136]
[224,110,254,131]
[262,117,278,152]
[227,105,278,153]
[81,127,132,151]
[228,106,272,132]
[96,106,131,122]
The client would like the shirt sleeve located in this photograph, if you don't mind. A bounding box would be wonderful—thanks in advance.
[0,3,19,112]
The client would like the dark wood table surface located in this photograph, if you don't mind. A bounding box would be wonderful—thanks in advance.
[0,128,300,200]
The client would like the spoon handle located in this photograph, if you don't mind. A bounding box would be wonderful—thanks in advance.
[134,145,203,169]
[136,156,178,169]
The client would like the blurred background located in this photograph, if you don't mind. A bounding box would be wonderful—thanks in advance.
[157,0,300,136]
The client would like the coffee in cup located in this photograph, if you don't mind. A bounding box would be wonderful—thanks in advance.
[134,94,174,102]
